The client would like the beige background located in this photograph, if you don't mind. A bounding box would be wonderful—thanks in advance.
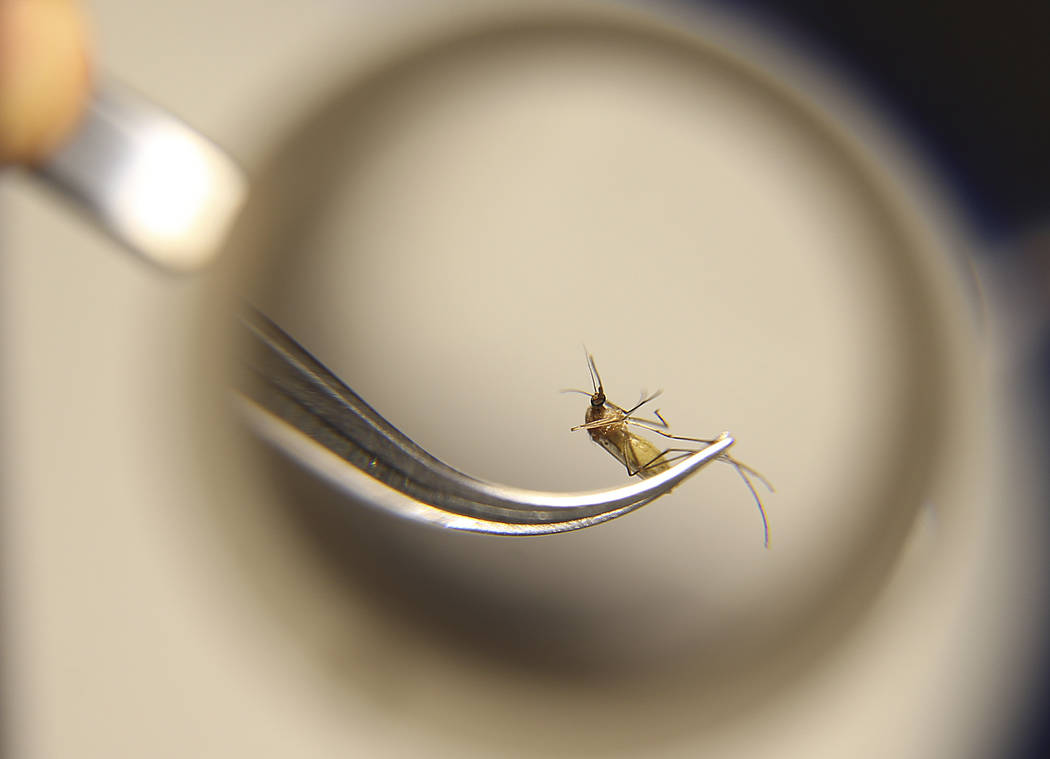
[3,1,1047,758]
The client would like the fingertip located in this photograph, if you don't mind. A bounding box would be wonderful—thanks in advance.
[0,0,93,164]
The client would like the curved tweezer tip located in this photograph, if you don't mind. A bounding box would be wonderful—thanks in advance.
[236,309,733,536]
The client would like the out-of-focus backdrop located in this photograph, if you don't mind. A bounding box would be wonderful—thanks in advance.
[3,1,1048,758]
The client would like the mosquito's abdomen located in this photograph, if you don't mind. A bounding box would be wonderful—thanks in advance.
[629,436,671,478]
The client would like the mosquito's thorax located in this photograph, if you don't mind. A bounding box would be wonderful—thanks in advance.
[584,398,627,441]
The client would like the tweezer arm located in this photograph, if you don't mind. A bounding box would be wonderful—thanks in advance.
[236,309,734,535]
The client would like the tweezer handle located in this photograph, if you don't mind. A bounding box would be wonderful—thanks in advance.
[36,83,247,272]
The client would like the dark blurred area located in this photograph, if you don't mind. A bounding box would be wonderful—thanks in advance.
[698,1,1049,756]
[702,0,1050,244]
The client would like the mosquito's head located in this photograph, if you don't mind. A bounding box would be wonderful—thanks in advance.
[590,388,606,408]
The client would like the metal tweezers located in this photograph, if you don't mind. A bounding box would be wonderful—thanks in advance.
[236,309,734,536]
[34,87,732,537]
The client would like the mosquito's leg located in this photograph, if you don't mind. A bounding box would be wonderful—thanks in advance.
[571,417,624,432]
[627,422,718,445]
[622,389,663,417]
[618,408,670,428]
[630,424,772,545]
[631,447,697,475]
[647,439,772,546]
[626,423,771,484]
[729,459,775,493]
[621,438,643,477]
[654,446,772,547]
[722,458,770,547]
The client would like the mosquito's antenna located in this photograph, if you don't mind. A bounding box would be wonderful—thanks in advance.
[585,351,603,394]
[560,388,593,397]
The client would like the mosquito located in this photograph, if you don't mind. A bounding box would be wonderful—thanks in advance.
[564,353,772,546]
